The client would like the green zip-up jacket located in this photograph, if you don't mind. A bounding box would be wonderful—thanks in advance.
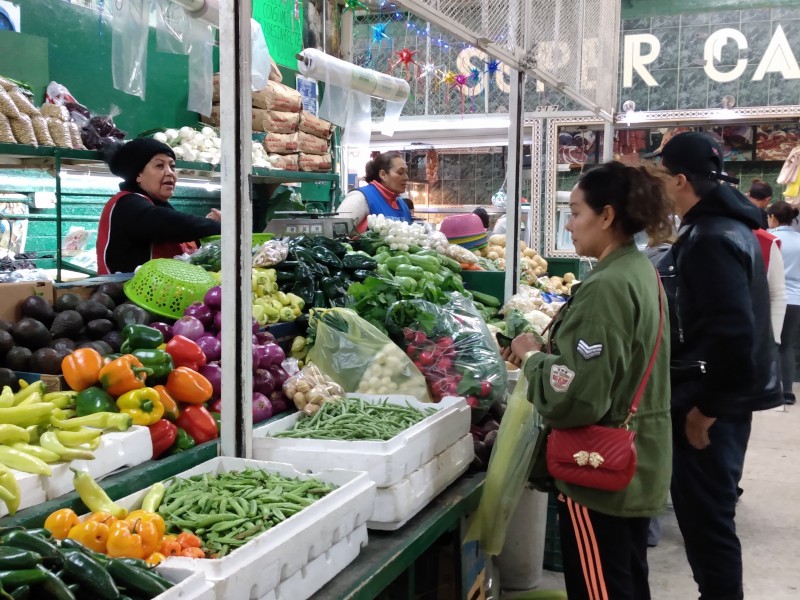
[524,243,672,517]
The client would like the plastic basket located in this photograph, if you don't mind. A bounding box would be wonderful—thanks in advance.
[543,492,563,573]
[123,259,217,319]
[200,233,275,245]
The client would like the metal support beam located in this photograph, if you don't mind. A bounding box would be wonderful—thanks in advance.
[219,0,254,458]
[504,69,524,302]
[603,121,615,162]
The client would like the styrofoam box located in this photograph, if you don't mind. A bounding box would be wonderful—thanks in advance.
[368,433,474,531]
[252,394,471,488]
[154,567,215,600]
[99,457,375,600]
[45,425,152,499]
[258,525,368,600]
[0,470,46,518]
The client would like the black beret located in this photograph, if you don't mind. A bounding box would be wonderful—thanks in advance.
[103,138,176,184]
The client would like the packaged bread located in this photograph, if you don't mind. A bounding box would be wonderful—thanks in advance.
[298,152,332,172]
[267,153,299,171]
[298,111,333,140]
[254,108,300,134]
[8,89,40,117]
[269,58,283,83]
[201,105,220,126]
[297,131,329,155]
[31,115,55,146]
[263,132,299,154]
[68,122,85,150]
[47,117,73,148]
[0,88,21,119]
[41,103,70,121]
[0,113,14,143]
[10,114,37,146]
[252,81,302,113]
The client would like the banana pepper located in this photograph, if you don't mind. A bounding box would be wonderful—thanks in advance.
[116,388,164,426]
[61,348,105,392]
[0,463,20,515]
[99,355,152,396]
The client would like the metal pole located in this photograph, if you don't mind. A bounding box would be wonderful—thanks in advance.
[54,154,62,283]
[603,121,614,162]
[504,69,524,302]
[219,0,254,458]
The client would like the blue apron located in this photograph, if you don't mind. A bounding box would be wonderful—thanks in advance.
[360,184,412,224]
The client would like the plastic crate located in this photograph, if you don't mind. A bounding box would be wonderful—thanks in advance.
[543,492,563,573]
[460,271,504,299]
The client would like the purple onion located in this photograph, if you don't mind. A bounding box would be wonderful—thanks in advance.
[269,391,289,414]
[172,316,205,341]
[196,334,222,362]
[213,311,222,332]
[184,302,214,328]
[207,397,222,413]
[200,363,222,398]
[267,365,289,387]
[259,343,286,368]
[216,331,222,342]
[254,331,275,345]
[204,286,222,311]
[252,318,259,334]
[252,392,273,423]
[149,322,174,342]
[252,368,276,396]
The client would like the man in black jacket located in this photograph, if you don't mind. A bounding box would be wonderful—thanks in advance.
[653,132,782,600]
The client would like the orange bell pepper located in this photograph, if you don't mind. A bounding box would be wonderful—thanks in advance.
[99,355,152,397]
[154,385,180,421]
[68,520,110,554]
[166,367,213,405]
[180,547,205,559]
[146,552,166,566]
[160,535,182,557]
[44,508,80,540]
[62,348,105,392]
[125,510,166,539]
[106,520,147,559]
[176,532,202,549]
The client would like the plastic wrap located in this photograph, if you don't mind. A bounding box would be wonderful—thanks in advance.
[154,0,191,54]
[47,118,72,148]
[10,115,36,146]
[385,295,508,414]
[31,116,55,146]
[464,370,545,555]
[110,0,149,99]
[186,18,214,117]
[283,364,345,416]
[253,240,289,268]
[0,88,21,119]
[68,122,86,150]
[307,308,431,401]
[251,18,271,92]
[0,114,15,143]
[8,89,39,117]
[40,103,69,121]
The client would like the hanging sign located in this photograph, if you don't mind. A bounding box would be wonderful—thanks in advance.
[252,0,304,68]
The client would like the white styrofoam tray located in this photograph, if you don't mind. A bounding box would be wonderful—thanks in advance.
[252,394,470,488]
[368,433,474,531]
[0,470,46,518]
[154,567,215,600]
[257,525,368,600]
[94,457,375,600]
[46,425,153,499]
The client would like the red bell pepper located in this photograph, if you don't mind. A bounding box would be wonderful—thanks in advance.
[175,405,218,445]
[149,419,178,459]
[165,335,207,371]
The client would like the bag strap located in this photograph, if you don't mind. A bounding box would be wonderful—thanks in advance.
[622,267,664,428]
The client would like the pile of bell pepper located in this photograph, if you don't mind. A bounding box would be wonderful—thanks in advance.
[60,324,219,461]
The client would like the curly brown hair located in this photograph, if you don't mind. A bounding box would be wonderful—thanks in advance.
[578,161,675,242]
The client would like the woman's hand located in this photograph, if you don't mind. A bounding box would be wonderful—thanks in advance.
[206,208,222,222]
[501,333,542,367]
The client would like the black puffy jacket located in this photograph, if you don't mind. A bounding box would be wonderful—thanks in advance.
[655,183,783,417]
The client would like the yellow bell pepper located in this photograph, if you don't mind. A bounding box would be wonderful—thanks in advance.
[115,388,164,426]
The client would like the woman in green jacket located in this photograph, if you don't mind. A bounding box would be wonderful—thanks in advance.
[506,161,673,600]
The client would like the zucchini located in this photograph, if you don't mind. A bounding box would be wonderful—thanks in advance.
[471,291,501,307]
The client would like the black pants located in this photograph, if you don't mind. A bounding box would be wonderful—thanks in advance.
[671,409,752,600]
[556,493,651,600]
[779,304,800,401]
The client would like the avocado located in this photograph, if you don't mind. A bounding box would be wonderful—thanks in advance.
[0,330,13,359]
[50,310,84,340]
[102,330,123,352]
[0,367,17,390]
[113,303,150,328]
[76,300,112,323]
[30,348,63,375]
[55,293,82,313]
[0,320,13,333]
[89,292,116,311]
[87,319,115,340]
[50,338,77,354]
[11,318,53,350]
[77,341,111,357]
[21,295,55,326]
[5,346,32,371]
[96,282,126,304]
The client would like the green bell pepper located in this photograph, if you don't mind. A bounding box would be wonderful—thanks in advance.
[131,349,174,385]
[75,387,119,417]
[120,325,164,354]
[395,264,425,280]
[166,427,196,455]
[211,412,221,434]
[408,254,441,273]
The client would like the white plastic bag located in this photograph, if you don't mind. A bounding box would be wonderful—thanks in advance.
[110,0,149,100]
[251,19,272,92]
[186,19,214,117]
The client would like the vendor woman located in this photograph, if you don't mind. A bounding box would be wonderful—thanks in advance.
[97,138,221,274]
[338,151,412,232]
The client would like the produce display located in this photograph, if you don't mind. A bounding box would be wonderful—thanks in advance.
[273,396,436,442]
[152,468,335,558]
[475,235,549,285]
[151,125,271,169]
[282,364,345,415]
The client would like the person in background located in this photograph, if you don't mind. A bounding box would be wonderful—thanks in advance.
[747,178,773,228]
[493,214,507,235]
[97,138,221,274]
[337,152,412,232]
[405,198,415,218]
[767,201,800,405]
[654,132,782,600]
[472,207,490,230]
[505,161,673,600]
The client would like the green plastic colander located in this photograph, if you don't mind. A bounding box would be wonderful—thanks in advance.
[124,259,218,319]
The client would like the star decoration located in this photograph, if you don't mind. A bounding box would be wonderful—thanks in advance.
[342,0,367,14]
[417,62,438,82]
[485,59,502,76]
[468,67,482,86]
[389,48,419,79]
[371,23,389,45]
[438,69,457,87]
[452,73,468,90]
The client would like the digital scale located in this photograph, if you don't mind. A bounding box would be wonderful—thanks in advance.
[264,211,357,239]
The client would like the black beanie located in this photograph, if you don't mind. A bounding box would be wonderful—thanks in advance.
[103,138,176,185]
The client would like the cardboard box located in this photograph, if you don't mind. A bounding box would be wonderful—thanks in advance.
[0,280,54,322]
[15,372,67,393]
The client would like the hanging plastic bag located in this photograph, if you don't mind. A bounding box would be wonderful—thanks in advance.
[251,19,272,92]
[110,0,149,100]
[463,370,546,555]
[385,295,507,415]
[307,308,431,401]
[186,18,214,117]
[154,0,191,54]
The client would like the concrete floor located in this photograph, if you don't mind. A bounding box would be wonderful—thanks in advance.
[531,401,800,599]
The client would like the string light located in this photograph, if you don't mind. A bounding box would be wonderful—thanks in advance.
[377,0,469,51]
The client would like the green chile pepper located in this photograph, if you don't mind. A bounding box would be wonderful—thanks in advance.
[309,246,343,269]
[131,350,173,384]
[120,325,164,354]
[60,549,119,600]
[0,532,61,569]
[342,254,377,271]
[33,566,74,600]
[75,387,118,417]
[106,560,168,597]
[0,570,45,587]
[0,547,41,570]
[166,428,196,455]
[9,585,30,600]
